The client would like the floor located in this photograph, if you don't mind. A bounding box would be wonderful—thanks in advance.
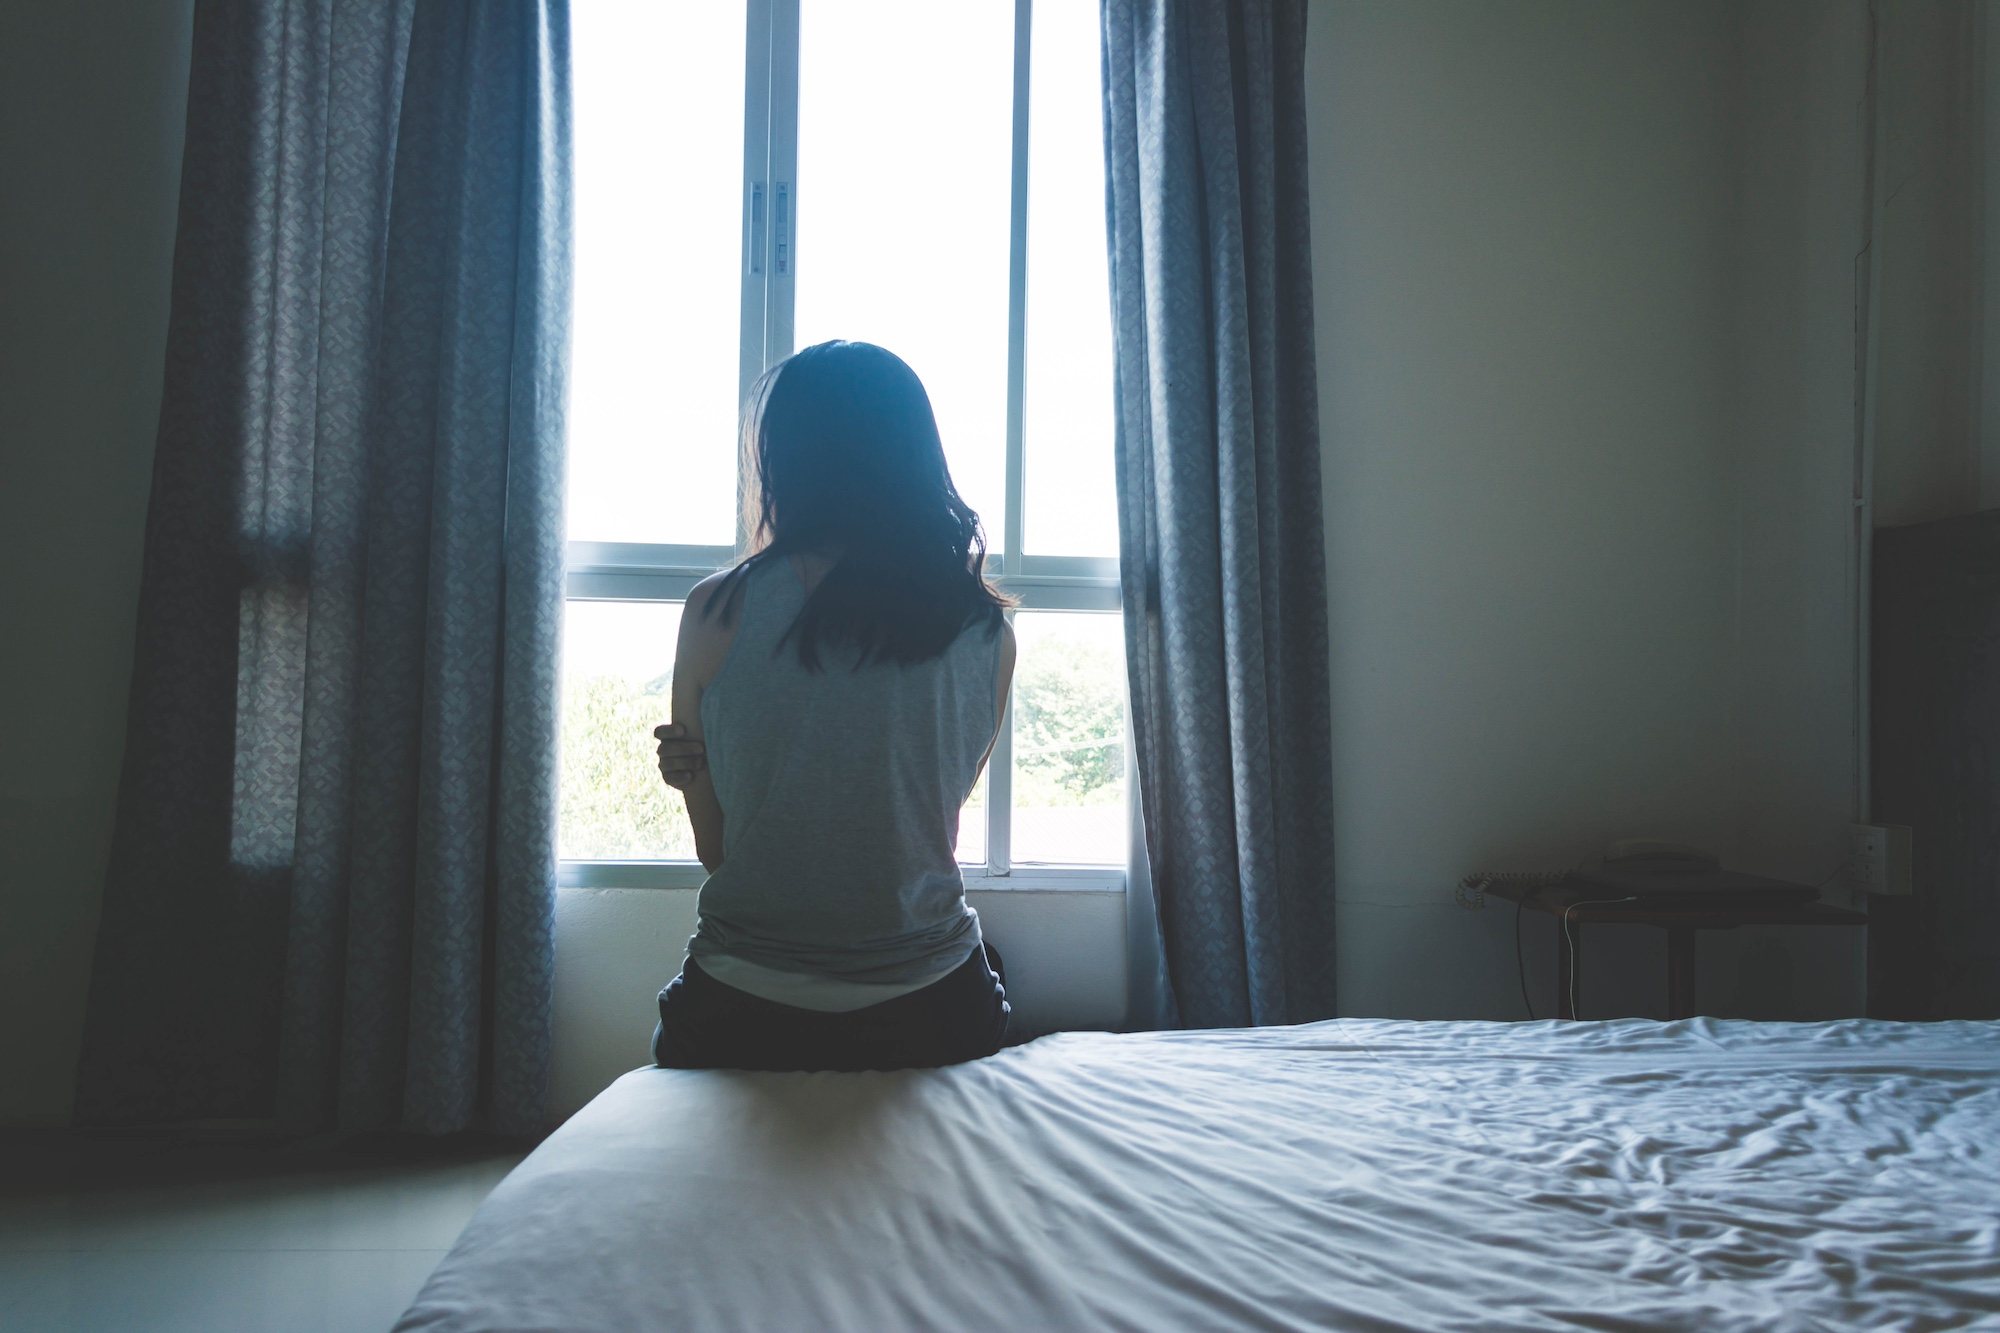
[0,1131,522,1333]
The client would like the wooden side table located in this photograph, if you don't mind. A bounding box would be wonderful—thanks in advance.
[1480,882,1867,1019]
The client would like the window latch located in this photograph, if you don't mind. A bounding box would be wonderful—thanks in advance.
[748,181,764,277]
[774,182,790,276]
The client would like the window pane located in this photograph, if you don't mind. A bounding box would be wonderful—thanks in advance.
[1011,611,1126,865]
[568,1,747,546]
[559,600,695,861]
[793,0,1016,536]
[1023,1,1117,557]
[958,767,988,868]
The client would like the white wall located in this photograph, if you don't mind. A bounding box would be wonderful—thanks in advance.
[0,0,194,1125]
[1308,0,1871,1022]
[1728,0,1873,1011]
[1869,0,1986,527]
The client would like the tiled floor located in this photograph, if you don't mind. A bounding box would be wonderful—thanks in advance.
[0,1132,522,1333]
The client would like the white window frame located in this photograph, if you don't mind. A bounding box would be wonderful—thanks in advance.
[560,0,1124,892]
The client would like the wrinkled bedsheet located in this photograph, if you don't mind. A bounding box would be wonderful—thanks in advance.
[396,1018,2000,1331]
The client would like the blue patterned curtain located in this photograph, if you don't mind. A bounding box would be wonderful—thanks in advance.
[1103,0,1335,1028]
[72,0,569,1137]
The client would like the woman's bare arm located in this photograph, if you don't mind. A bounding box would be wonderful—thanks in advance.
[657,571,738,872]
[973,618,1017,783]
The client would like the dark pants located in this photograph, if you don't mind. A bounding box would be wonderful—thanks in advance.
[653,944,1010,1073]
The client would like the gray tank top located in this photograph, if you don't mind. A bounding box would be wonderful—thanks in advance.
[689,556,1001,988]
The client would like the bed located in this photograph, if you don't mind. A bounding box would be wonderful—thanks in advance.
[395,1017,2000,1331]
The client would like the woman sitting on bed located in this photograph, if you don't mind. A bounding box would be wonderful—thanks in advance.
[648,339,1016,1073]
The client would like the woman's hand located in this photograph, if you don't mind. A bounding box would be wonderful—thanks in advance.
[654,722,707,792]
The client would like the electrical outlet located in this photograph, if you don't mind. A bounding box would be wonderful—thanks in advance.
[1845,823,1913,896]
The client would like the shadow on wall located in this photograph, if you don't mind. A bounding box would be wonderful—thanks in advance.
[0,0,196,1126]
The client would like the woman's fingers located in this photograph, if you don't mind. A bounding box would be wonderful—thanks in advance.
[654,723,704,760]
[657,752,706,792]
[654,723,705,789]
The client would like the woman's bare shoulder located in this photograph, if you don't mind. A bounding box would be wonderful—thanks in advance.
[677,569,742,686]
[683,568,734,622]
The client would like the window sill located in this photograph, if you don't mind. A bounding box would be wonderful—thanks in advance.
[557,861,1125,892]
[964,867,1127,893]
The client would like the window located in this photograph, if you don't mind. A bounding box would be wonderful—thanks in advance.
[561,0,1124,889]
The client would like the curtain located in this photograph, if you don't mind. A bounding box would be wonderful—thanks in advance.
[71,0,570,1138]
[1103,0,1335,1029]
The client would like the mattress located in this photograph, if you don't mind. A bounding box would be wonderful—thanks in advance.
[395,1018,2000,1332]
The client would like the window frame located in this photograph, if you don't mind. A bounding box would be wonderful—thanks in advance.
[561,0,1125,891]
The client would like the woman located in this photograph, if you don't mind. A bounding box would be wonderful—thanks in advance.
[650,340,1016,1072]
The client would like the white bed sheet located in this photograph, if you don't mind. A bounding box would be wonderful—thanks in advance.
[396,1018,2000,1332]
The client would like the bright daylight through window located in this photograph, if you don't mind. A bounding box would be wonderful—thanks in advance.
[562,0,1125,879]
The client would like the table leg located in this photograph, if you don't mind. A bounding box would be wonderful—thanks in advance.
[1555,913,1578,1020]
[1667,926,1697,1020]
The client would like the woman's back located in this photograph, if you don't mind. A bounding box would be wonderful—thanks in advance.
[688,555,1003,988]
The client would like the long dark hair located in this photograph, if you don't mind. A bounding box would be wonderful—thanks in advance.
[706,340,1007,669]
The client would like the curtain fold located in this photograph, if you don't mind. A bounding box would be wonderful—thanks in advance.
[72,0,569,1138]
[1103,0,1335,1028]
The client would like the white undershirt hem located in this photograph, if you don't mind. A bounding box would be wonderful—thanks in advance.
[694,947,975,1013]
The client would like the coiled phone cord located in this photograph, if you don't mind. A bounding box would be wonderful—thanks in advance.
[1458,870,1577,1020]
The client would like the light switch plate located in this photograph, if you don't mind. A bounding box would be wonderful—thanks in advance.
[1845,823,1913,896]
